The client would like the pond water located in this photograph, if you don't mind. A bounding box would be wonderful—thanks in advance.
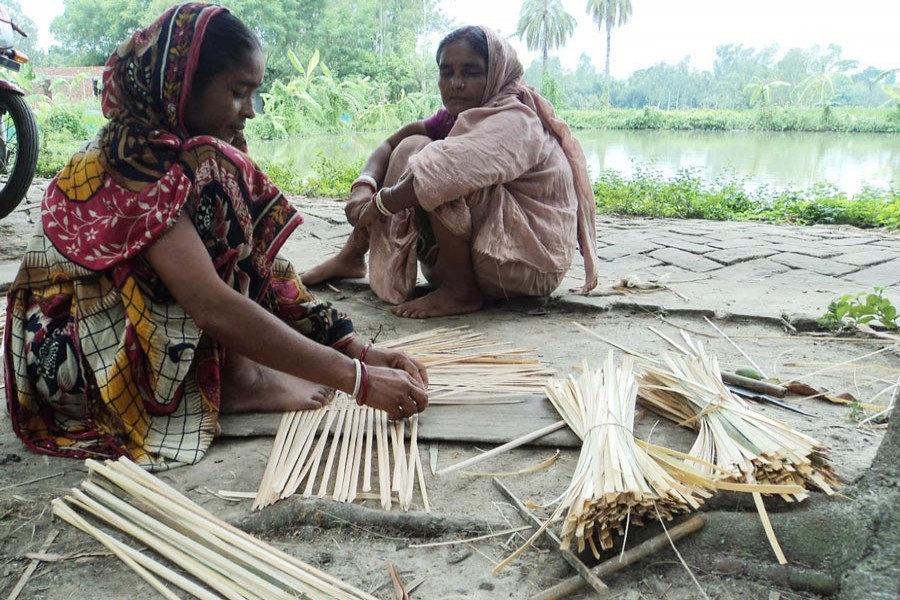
[250,129,900,195]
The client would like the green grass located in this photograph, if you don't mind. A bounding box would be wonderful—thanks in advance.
[593,167,900,228]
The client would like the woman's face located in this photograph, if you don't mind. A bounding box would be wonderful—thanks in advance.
[184,47,265,144]
[438,39,487,117]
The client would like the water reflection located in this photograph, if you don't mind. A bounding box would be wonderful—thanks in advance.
[251,130,900,195]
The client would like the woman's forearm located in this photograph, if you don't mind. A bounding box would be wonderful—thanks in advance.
[359,141,393,185]
[198,286,358,395]
[144,215,358,395]
[379,173,419,213]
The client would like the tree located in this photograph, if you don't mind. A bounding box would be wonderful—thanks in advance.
[745,76,789,108]
[50,0,154,65]
[515,0,576,76]
[795,56,856,110]
[585,0,632,106]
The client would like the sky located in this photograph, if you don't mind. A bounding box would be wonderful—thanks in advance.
[21,0,900,77]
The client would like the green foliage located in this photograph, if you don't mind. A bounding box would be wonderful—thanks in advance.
[49,0,154,65]
[47,106,89,139]
[249,50,440,139]
[260,154,363,197]
[593,165,900,228]
[818,288,899,332]
[516,0,577,72]
[539,71,563,107]
[557,107,900,133]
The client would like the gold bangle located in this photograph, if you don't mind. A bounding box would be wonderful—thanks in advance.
[374,188,394,217]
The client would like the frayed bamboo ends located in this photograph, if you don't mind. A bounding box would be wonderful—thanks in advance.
[635,330,841,498]
[546,352,709,556]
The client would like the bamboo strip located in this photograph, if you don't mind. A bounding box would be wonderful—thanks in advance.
[435,420,568,478]
[71,458,379,600]
[254,326,552,511]
[535,353,709,558]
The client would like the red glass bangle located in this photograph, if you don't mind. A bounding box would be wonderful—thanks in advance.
[332,334,354,353]
[359,343,372,363]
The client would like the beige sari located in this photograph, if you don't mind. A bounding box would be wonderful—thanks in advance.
[368,27,599,304]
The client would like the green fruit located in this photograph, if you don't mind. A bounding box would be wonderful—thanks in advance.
[735,367,763,380]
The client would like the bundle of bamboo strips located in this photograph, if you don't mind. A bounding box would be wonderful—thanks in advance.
[253,395,427,512]
[52,457,378,600]
[376,326,553,401]
[545,352,708,557]
[254,326,551,511]
[635,330,840,499]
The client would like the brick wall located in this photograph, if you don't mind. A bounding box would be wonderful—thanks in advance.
[33,67,104,102]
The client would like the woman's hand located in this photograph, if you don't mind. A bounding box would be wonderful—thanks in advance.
[364,365,428,420]
[363,346,428,388]
[355,195,383,230]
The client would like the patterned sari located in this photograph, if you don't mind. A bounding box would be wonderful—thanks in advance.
[4,3,351,470]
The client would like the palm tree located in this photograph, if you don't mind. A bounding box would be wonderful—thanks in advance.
[516,0,577,76]
[745,77,790,108]
[585,0,632,106]
[794,58,856,110]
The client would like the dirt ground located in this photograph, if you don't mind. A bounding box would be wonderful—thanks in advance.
[0,183,896,599]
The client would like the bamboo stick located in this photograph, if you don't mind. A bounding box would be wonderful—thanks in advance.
[530,516,706,600]
[68,458,380,600]
[436,420,567,478]
[254,326,553,511]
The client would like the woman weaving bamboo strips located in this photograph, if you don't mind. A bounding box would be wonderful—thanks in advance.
[254,326,553,510]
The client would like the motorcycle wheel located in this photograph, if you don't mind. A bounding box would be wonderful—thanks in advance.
[0,92,39,220]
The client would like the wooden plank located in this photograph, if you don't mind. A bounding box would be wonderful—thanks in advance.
[219,396,581,447]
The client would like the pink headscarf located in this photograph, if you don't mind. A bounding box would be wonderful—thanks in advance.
[478,27,599,293]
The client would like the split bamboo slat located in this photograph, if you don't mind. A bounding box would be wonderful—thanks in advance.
[545,352,709,557]
[51,457,379,600]
[635,330,841,499]
[254,326,552,511]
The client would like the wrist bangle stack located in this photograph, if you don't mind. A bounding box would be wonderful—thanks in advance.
[351,175,377,193]
[373,188,395,217]
[350,358,363,399]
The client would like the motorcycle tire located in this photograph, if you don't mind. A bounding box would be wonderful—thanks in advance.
[0,92,39,220]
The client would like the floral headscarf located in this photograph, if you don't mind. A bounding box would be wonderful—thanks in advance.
[41,3,259,271]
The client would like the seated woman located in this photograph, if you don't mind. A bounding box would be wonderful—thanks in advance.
[4,3,427,471]
[303,26,599,319]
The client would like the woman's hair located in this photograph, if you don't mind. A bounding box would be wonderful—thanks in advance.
[435,26,488,65]
[192,11,262,94]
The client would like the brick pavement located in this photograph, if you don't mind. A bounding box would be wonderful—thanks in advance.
[3,188,899,324]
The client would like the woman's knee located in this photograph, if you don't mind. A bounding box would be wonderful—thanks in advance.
[385,135,432,184]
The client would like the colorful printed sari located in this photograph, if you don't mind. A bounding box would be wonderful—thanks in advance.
[4,3,351,470]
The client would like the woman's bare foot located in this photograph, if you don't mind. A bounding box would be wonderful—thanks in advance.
[221,357,334,413]
[391,286,482,319]
[301,250,367,286]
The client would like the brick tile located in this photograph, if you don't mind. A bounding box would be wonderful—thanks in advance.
[648,248,722,272]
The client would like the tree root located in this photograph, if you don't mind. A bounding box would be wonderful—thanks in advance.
[236,496,507,538]
[706,557,837,596]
